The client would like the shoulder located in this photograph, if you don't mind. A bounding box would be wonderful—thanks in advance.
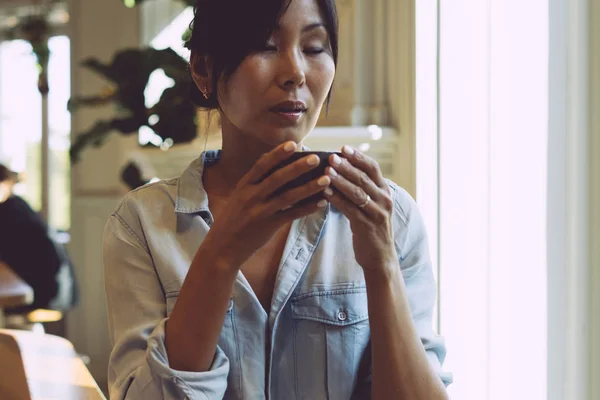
[110,178,179,234]
[385,179,420,227]
[383,179,430,262]
[3,195,33,211]
[1,196,44,225]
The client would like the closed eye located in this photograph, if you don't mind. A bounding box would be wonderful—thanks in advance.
[304,47,325,55]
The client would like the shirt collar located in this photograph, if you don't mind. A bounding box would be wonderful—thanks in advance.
[175,149,221,214]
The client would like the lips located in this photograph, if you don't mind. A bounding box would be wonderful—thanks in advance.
[270,100,307,113]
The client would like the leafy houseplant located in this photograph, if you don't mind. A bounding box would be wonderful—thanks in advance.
[68,47,198,163]
[67,0,203,190]
[69,0,205,188]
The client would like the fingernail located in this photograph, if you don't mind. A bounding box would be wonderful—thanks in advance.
[331,154,342,165]
[328,167,338,177]
[318,176,330,186]
[284,142,296,152]
[317,199,328,208]
[324,187,333,196]
[307,155,320,166]
[342,146,355,156]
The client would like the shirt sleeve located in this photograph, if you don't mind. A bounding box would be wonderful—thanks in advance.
[103,212,230,400]
[353,183,453,398]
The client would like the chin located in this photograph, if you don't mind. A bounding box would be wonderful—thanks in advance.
[259,125,310,147]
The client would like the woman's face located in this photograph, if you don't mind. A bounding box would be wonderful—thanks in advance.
[217,0,335,146]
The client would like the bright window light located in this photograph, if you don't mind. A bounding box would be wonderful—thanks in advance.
[416,1,548,399]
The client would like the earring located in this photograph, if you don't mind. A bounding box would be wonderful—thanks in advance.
[201,87,210,99]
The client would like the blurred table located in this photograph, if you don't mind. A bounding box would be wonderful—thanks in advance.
[0,261,34,327]
[0,329,106,400]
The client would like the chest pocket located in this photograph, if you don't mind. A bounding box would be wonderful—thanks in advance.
[290,288,370,400]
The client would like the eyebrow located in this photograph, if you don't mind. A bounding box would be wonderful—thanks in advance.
[273,22,326,33]
[301,22,326,33]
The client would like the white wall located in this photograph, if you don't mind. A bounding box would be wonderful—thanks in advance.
[66,0,141,391]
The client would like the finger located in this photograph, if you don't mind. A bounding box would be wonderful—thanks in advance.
[326,163,378,209]
[241,141,298,185]
[323,186,368,222]
[258,153,322,198]
[339,146,388,189]
[265,174,331,211]
[329,153,384,202]
[275,195,329,223]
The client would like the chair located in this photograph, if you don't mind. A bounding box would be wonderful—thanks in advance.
[0,332,31,399]
[0,329,105,399]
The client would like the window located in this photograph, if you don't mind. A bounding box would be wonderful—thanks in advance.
[416,1,548,398]
[0,39,42,210]
[0,36,71,230]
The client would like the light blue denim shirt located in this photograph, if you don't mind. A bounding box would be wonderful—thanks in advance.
[103,150,452,400]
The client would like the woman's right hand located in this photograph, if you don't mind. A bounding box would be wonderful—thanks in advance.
[203,141,331,269]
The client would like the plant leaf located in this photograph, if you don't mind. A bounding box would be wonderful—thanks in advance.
[67,94,115,112]
[70,116,147,163]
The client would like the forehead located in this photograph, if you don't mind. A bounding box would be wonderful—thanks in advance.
[278,0,323,26]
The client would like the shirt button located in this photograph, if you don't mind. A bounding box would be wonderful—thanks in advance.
[337,310,348,321]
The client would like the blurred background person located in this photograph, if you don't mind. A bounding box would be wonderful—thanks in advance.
[0,163,77,317]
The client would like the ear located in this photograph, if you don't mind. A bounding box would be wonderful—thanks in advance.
[190,51,214,96]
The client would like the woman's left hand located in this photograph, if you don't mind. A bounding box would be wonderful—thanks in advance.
[323,145,398,277]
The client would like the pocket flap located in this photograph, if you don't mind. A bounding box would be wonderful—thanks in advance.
[291,288,369,326]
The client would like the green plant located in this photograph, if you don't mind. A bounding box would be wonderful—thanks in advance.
[68,0,201,189]
[68,47,198,163]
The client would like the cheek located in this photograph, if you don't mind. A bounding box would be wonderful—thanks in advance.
[220,79,252,119]
[219,59,270,122]
[310,60,336,102]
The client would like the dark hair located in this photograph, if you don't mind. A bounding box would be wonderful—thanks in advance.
[0,164,17,183]
[185,0,338,109]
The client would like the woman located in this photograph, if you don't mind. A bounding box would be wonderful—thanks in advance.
[103,0,452,399]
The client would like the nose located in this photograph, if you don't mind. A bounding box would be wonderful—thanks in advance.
[277,49,306,90]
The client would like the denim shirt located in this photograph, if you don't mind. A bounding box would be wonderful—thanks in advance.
[103,150,452,400]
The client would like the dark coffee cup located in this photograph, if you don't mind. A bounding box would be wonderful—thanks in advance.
[265,151,342,205]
